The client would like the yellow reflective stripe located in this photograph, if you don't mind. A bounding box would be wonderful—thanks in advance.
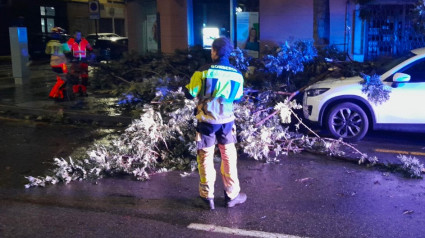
[187,67,244,99]
[186,71,204,97]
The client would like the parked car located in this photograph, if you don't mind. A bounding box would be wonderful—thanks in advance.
[303,47,425,142]
[93,37,128,61]
[85,33,121,46]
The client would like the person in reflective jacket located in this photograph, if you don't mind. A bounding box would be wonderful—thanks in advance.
[67,30,93,96]
[45,27,70,100]
[185,37,247,210]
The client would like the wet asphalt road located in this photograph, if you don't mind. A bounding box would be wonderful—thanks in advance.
[0,119,424,238]
[314,126,425,166]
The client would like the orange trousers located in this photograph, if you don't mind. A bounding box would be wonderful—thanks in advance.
[49,64,68,99]
[197,143,241,200]
[71,62,88,94]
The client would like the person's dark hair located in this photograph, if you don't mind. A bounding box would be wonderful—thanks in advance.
[50,32,61,40]
[247,28,258,42]
[212,37,233,59]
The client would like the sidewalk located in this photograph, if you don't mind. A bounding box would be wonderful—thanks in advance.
[0,60,132,127]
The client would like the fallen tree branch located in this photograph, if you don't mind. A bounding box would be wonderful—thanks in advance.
[110,72,131,84]
[255,110,279,127]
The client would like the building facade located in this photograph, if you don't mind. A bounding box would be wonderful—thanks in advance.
[2,0,424,61]
[127,0,425,61]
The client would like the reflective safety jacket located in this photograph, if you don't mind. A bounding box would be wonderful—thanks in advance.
[67,38,92,60]
[186,59,244,124]
[45,40,70,66]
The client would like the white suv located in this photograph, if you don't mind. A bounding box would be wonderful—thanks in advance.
[303,48,425,141]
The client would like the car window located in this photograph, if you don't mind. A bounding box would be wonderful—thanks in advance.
[400,58,425,83]
[376,53,414,75]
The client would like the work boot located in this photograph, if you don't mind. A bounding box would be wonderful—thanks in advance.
[195,197,215,210]
[224,192,247,208]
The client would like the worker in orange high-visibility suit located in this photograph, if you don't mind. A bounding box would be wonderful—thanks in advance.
[67,30,93,96]
[45,27,71,100]
[185,37,247,210]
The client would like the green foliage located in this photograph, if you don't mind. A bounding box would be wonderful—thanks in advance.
[25,39,424,188]
[260,40,317,90]
[229,47,251,73]
[398,154,424,178]
[412,0,425,33]
[91,46,211,93]
[244,43,375,91]
[25,89,198,187]
[25,87,423,188]
[91,41,374,100]
[232,40,318,91]
[360,73,391,105]
[234,94,293,162]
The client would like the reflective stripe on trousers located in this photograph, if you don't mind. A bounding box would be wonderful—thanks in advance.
[197,143,240,200]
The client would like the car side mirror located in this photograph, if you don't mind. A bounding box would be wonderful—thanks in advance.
[393,73,410,83]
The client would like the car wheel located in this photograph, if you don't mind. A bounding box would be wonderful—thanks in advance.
[326,102,369,142]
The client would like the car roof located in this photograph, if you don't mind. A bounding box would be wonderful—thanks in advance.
[88,33,118,35]
[97,36,128,41]
[411,47,425,55]
[87,33,120,37]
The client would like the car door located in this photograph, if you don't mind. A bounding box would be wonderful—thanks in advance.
[375,59,425,124]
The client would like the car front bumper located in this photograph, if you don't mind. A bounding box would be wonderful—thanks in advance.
[303,92,322,123]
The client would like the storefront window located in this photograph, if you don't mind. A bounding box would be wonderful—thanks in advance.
[190,0,259,54]
[192,0,231,48]
[236,0,259,57]
[202,27,220,49]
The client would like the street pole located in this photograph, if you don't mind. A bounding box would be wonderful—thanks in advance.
[109,7,115,33]
[112,16,115,33]
[230,0,237,47]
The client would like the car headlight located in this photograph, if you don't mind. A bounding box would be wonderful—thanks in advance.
[306,88,329,97]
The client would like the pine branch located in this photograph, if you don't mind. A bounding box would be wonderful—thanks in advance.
[110,72,131,84]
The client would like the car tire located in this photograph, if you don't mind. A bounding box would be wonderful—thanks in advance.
[326,102,369,142]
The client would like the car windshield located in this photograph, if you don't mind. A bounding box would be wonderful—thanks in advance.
[374,52,415,75]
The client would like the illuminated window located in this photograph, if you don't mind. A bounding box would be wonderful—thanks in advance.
[202,27,220,49]
[46,18,55,32]
[40,6,55,16]
[41,18,45,32]
[40,6,55,33]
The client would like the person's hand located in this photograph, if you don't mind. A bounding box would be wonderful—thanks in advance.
[89,53,96,62]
